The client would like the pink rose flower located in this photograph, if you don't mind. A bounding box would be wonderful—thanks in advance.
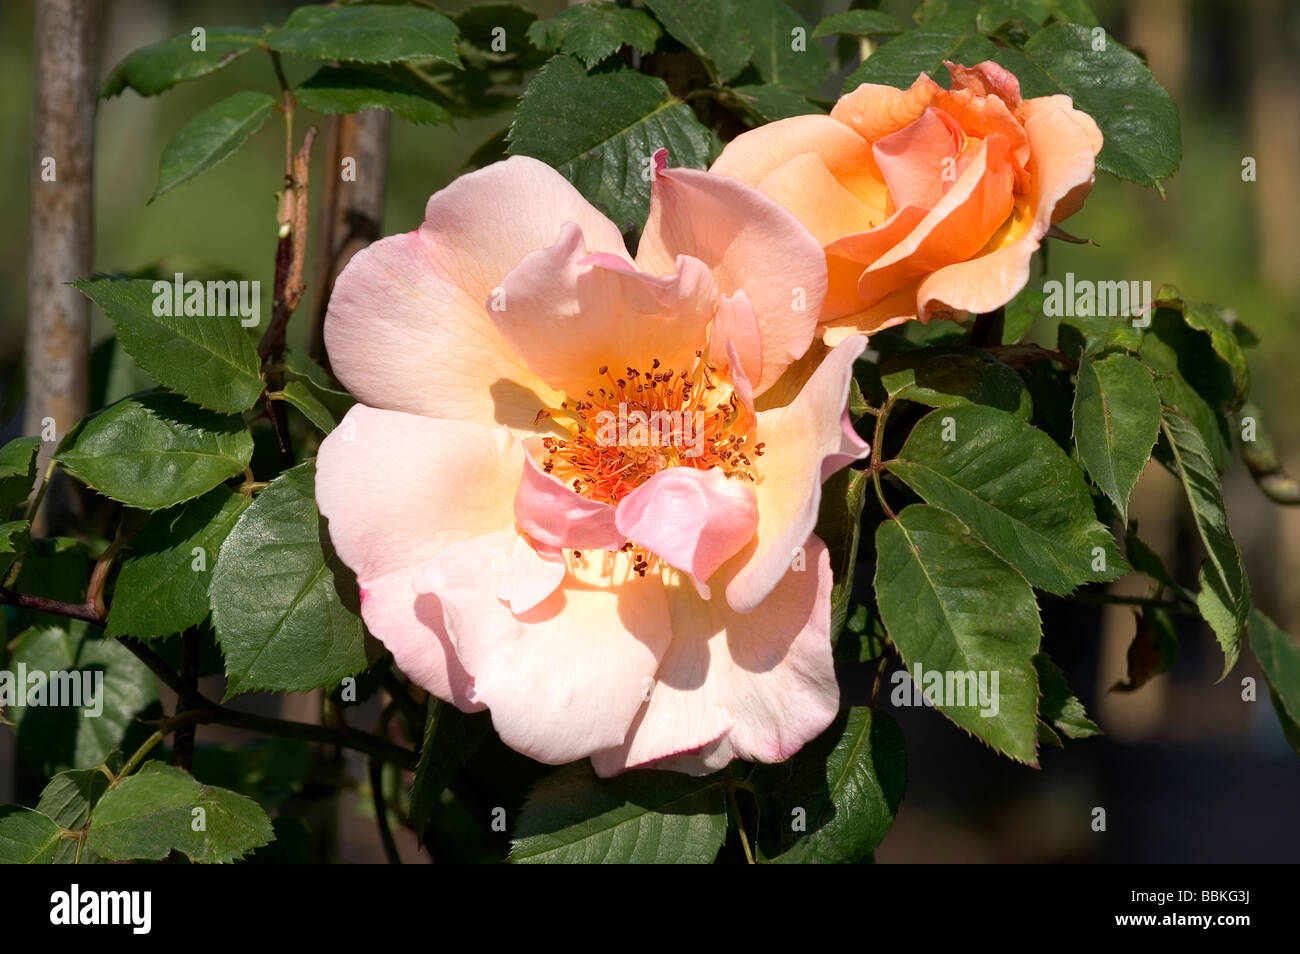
[711,61,1104,342]
[315,152,869,775]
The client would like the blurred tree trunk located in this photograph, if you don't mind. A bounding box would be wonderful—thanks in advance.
[25,0,100,533]
[1247,0,1300,293]
[308,109,390,373]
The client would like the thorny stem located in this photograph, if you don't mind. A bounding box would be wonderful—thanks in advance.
[2,458,58,587]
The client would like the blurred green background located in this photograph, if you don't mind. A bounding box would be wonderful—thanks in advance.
[1,0,1297,861]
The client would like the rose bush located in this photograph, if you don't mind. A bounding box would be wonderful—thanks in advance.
[711,61,1103,342]
[315,153,870,774]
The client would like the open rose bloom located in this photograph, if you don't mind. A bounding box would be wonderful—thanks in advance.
[315,152,870,775]
[712,60,1104,343]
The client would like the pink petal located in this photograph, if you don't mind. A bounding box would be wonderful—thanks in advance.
[416,540,673,765]
[497,534,566,614]
[635,163,828,395]
[324,156,629,431]
[316,405,522,708]
[513,448,624,551]
[615,467,759,588]
[592,536,839,775]
[709,289,764,390]
[725,337,871,613]
[491,221,717,398]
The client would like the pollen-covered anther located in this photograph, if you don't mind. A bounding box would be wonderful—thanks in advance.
[537,354,757,508]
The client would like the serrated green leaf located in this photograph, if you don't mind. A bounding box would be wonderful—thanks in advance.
[812,9,907,38]
[8,624,160,776]
[55,392,253,510]
[152,91,277,201]
[36,767,112,864]
[276,349,355,434]
[73,277,263,414]
[106,488,251,639]
[744,0,829,94]
[1161,411,1249,675]
[508,56,711,228]
[728,83,822,122]
[0,436,41,517]
[875,505,1042,763]
[0,807,64,864]
[409,700,491,837]
[888,405,1127,594]
[526,2,660,68]
[86,761,273,863]
[1072,353,1161,523]
[189,738,312,809]
[1154,287,1250,407]
[643,0,752,83]
[882,345,1032,419]
[0,520,29,580]
[102,27,266,98]
[297,66,452,125]
[1140,309,1233,472]
[1033,653,1099,738]
[267,4,460,65]
[1001,23,1180,187]
[844,12,997,92]
[210,460,366,696]
[511,762,726,863]
[762,708,906,863]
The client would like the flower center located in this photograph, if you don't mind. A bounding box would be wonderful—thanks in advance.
[535,351,761,509]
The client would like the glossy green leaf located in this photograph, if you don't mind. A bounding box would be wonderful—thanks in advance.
[511,762,727,863]
[527,2,661,67]
[267,4,460,65]
[882,346,1032,419]
[509,56,711,228]
[297,67,452,125]
[1249,609,1300,756]
[875,505,1042,763]
[0,520,29,579]
[210,460,366,696]
[276,351,355,434]
[728,83,821,122]
[0,807,64,864]
[1139,309,1234,472]
[844,10,996,92]
[106,488,251,639]
[86,762,273,863]
[1003,23,1181,187]
[36,767,112,864]
[152,91,277,200]
[1161,411,1249,675]
[1033,653,1099,739]
[763,708,906,863]
[888,405,1127,595]
[102,27,266,98]
[642,0,752,82]
[55,392,253,510]
[8,624,160,776]
[1071,353,1161,523]
[73,277,263,414]
[744,0,828,93]
[812,9,907,38]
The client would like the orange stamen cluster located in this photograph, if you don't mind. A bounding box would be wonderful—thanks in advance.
[535,352,762,509]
